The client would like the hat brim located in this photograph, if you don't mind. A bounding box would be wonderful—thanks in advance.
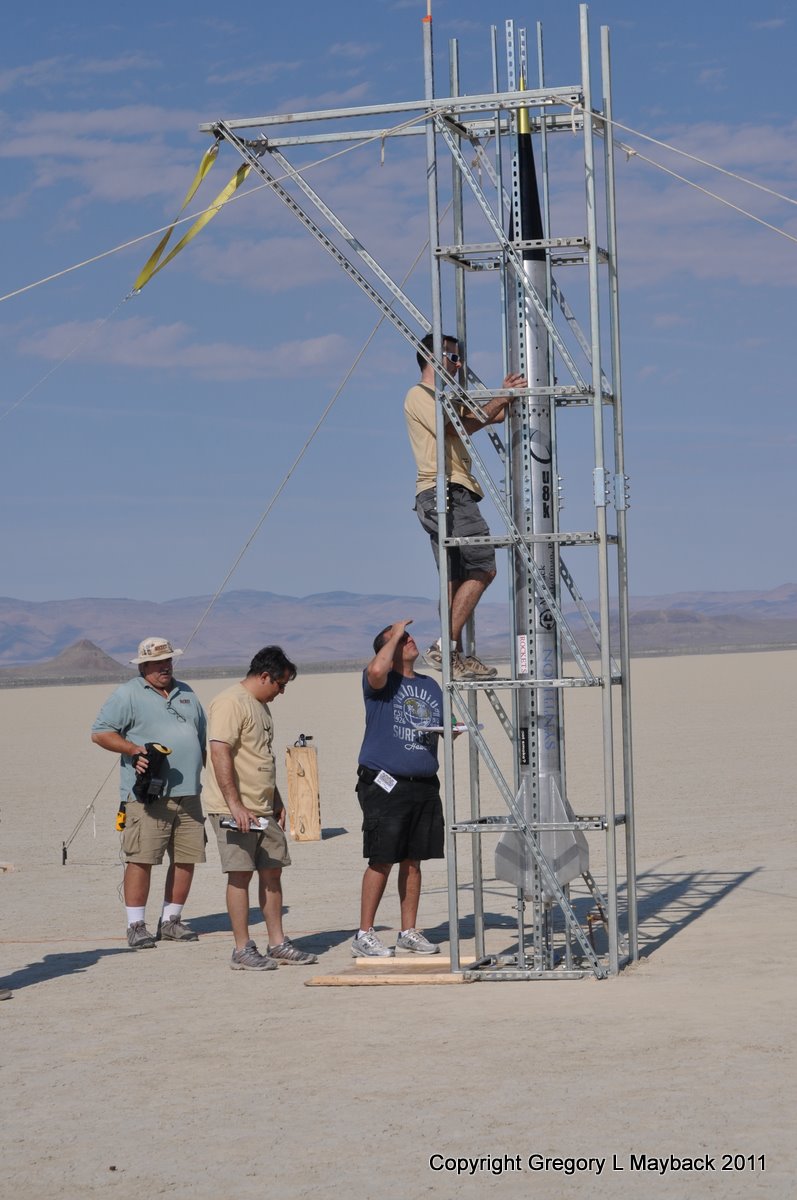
[129,648,183,665]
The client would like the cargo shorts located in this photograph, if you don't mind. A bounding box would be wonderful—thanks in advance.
[121,793,206,865]
[209,814,292,873]
[415,484,496,580]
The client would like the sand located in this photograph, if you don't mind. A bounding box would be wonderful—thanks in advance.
[1,650,794,1199]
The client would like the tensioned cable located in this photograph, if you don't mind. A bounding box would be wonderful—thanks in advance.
[614,141,797,246]
[0,111,426,308]
[570,102,797,244]
[601,111,797,209]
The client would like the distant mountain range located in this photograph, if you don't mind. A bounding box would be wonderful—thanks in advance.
[0,585,795,681]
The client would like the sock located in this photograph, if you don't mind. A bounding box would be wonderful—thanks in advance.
[126,906,146,926]
[358,929,371,938]
[162,903,183,922]
[400,929,413,936]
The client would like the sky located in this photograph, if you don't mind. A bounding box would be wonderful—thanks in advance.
[1,0,795,606]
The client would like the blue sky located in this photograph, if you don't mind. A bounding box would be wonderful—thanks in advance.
[1,0,794,605]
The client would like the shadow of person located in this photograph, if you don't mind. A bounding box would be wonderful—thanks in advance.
[0,947,130,993]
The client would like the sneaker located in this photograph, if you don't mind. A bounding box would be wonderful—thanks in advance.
[351,928,396,958]
[427,645,475,681]
[127,921,157,950]
[396,928,440,954]
[267,937,318,965]
[459,652,497,679]
[0,988,12,1001]
[230,940,278,971]
[423,642,443,670]
[157,916,198,942]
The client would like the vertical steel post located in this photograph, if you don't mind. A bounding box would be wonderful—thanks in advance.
[449,37,485,961]
[579,2,620,974]
[601,24,638,961]
[423,11,461,970]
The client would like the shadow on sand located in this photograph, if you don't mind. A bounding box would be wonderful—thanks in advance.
[0,947,130,993]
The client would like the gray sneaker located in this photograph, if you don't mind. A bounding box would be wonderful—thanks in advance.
[0,988,13,1001]
[396,928,440,954]
[459,652,497,680]
[230,940,278,971]
[423,642,443,670]
[127,921,157,950]
[157,916,198,942]
[267,937,318,965]
[351,928,395,958]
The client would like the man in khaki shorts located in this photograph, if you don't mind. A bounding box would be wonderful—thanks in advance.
[204,646,317,970]
[91,637,207,949]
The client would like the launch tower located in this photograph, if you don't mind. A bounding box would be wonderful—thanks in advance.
[201,3,637,979]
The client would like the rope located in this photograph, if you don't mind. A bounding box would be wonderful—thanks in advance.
[572,103,797,245]
[602,112,797,209]
[614,141,797,246]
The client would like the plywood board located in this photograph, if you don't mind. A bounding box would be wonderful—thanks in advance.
[285,744,321,841]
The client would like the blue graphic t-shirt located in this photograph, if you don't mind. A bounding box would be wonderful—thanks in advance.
[358,669,443,778]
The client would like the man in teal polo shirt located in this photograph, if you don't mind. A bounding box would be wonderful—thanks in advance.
[92,637,207,949]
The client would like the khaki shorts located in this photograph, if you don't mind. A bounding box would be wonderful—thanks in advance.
[122,794,206,865]
[209,814,292,873]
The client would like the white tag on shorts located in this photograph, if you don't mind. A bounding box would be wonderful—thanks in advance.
[374,770,397,793]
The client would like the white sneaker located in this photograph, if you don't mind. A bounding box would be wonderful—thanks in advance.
[396,928,440,954]
[351,928,395,958]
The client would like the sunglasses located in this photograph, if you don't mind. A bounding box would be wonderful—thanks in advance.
[444,352,462,366]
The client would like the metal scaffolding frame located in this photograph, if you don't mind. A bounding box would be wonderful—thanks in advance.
[200,2,637,980]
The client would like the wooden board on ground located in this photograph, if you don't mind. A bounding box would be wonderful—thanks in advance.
[285,744,321,841]
[306,958,476,986]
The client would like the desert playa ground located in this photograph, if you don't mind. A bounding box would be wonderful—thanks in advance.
[1,649,795,1199]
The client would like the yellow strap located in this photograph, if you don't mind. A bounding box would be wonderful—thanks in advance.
[141,163,252,286]
[132,142,220,292]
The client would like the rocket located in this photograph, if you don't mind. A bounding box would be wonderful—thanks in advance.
[494,85,589,899]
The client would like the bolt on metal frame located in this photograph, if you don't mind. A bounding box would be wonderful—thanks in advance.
[200,2,637,979]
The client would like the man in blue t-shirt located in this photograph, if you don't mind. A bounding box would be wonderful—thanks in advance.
[352,620,445,958]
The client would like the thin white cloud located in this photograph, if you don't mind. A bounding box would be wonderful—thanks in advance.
[278,82,371,113]
[696,65,727,90]
[190,236,340,292]
[17,317,351,381]
[0,106,210,206]
[207,61,302,86]
[0,55,160,95]
[751,18,787,30]
[328,43,380,60]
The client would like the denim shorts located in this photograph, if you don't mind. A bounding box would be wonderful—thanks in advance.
[414,484,496,580]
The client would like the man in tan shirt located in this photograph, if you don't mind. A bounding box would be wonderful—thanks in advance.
[205,645,317,970]
[405,332,524,680]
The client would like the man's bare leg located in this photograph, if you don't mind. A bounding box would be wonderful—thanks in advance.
[259,868,285,946]
[359,862,393,929]
[450,571,496,647]
[397,859,422,930]
[226,870,254,949]
[123,862,152,907]
[163,861,194,905]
